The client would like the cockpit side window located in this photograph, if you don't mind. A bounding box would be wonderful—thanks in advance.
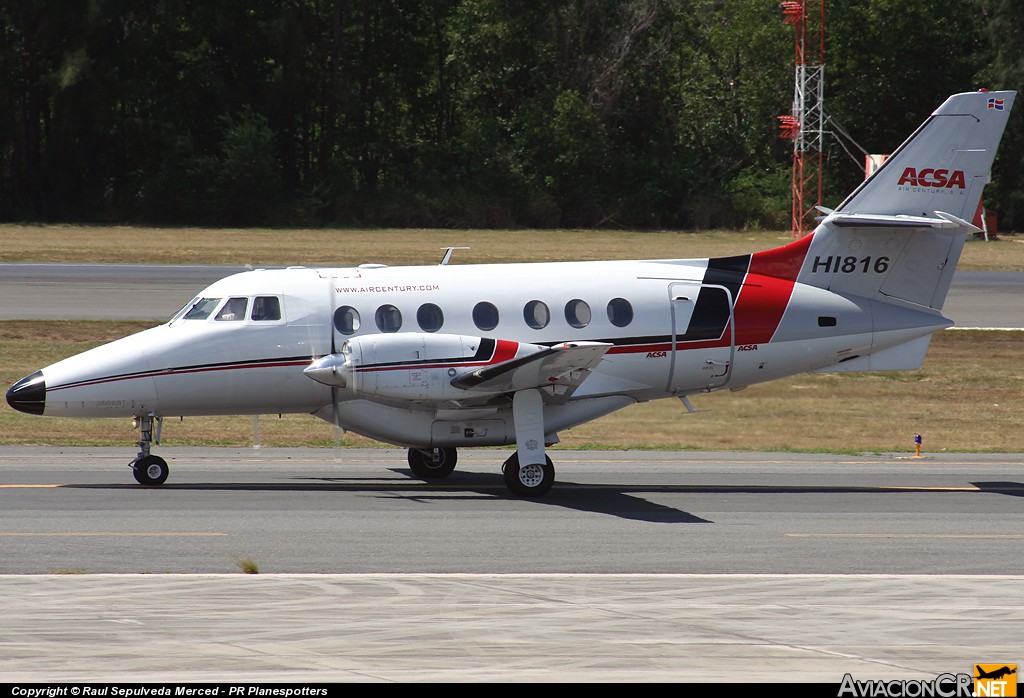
[182,297,222,320]
[215,297,249,321]
[251,296,282,321]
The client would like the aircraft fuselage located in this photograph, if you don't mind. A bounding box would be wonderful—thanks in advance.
[28,246,948,450]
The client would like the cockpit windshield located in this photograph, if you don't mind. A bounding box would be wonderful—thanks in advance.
[181,297,223,321]
[169,297,200,323]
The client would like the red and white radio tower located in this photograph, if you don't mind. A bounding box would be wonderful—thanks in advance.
[779,0,826,238]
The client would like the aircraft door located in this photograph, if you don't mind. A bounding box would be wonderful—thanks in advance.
[667,282,734,393]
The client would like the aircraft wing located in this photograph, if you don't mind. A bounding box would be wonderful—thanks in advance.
[451,341,612,402]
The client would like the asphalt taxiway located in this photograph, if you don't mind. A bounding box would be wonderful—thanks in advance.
[1,447,1021,682]
[3,447,1024,575]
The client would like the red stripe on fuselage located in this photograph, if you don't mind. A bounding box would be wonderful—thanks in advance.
[733,233,814,345]
[48,359,313,393]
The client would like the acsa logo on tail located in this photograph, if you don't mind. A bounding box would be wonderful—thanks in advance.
[897,167,966,188]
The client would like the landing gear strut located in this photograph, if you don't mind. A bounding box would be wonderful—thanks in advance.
[130,413,168,486]
[503,388,555,497]
[407,447,458,480]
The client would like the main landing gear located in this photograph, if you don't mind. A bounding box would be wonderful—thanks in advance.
[502,453,555,497]
[406,446,556,497]
[407,447,458,479]
[406,390,557,496]
[130,414,168,486]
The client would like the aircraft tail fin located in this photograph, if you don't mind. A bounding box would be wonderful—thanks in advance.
[790,90,1015,310]
[835,90,1015,220]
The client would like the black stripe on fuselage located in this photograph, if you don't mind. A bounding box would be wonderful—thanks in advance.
[684,254,750,341]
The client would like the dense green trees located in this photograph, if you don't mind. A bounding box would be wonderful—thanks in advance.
[0,1,1020,230]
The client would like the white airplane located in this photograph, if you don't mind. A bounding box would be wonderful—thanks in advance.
[6,89,1016,496]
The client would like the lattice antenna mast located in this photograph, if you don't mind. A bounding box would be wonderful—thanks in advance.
[779,1,826,238]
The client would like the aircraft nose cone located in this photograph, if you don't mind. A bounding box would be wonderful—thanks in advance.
[6,371,46,415]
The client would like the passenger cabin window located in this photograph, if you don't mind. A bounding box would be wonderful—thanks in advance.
[334,306,360,335]
[524,300,550,330]
[215,297,248,321]
[607,298,633,327]
[251,296,281,321]
[417,303,444,332]
[564,299,591,329]
[183,297,222,320]
[473,302,499,331]
[375,304,402,333]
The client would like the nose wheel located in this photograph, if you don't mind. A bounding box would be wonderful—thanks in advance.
[132,455,169,486]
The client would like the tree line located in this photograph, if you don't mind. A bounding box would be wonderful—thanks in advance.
[1,0,1021,231]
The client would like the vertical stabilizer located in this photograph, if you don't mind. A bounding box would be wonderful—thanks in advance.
[835,90,1015,220]
[790,90,1016,310]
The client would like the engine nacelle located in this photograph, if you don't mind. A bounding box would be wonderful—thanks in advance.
[304,333,542,401]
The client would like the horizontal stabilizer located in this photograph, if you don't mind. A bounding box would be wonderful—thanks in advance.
[825,211,978,231]
[451,341,611,401]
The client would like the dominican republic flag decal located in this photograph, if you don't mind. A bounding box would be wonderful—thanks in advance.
[988,98,1005,110]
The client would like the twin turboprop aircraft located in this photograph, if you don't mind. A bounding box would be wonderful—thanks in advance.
[6,89,1016,496]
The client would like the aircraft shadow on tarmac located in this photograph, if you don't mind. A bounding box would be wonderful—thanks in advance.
[61,472,1024,523]
[971,481,1024,498]
[64,470,709,523]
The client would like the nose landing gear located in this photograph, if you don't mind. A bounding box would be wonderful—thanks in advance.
[130,413,168,486]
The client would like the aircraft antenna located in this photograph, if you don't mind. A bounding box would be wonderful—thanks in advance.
[779,0,826,238]
[440,247,469,265]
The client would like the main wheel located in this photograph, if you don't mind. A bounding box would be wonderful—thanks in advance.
[132,455,169,486]
[407,447,458,480]
[502,453,555,497]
